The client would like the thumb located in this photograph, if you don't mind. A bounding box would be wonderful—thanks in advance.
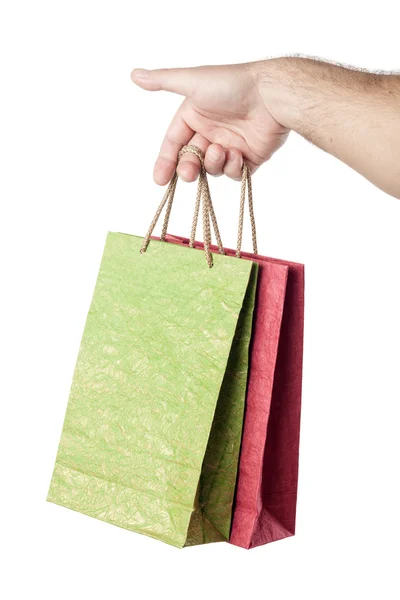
[131,67,196,96]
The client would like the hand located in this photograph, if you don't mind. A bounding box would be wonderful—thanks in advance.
[131,63,289,185]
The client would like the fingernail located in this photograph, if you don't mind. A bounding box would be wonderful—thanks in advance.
[208,148,221,162]
[227,150,235,162]
[132,68,149,79]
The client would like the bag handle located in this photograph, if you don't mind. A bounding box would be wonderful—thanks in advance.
[185,153,258,259]
[236,163,258,258]
[140,145,224,268]
[141,145,258,265]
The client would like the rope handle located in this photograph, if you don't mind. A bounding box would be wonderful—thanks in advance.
[140,145,224,268]
[236,163,258,258]
[141,145,258,266]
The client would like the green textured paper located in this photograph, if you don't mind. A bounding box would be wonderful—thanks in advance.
[47,232,258,547]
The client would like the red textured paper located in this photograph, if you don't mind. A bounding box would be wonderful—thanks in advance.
[162,234,304,549]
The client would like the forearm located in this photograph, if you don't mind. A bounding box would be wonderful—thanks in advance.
[252,58,400,199]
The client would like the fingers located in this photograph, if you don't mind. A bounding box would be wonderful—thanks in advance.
[153,96,253,185]
[154,105,194,185]
[153,101,225,185]
[131,67,197,96]
[177,134,210,182]
[204,145,226,177]
[156,135,250,185]
[178,143,247,182]
[223,148,244,181]
[177,141,228,182]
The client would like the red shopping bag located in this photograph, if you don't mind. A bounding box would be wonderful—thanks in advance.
[162,164,304,548]
[229,251,304,548]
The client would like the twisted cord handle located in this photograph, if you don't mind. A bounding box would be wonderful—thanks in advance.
[236,163,258,258]
[141,146,258,266]
[140,145,224,267]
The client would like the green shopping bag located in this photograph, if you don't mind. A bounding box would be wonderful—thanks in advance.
[47,146,258,547]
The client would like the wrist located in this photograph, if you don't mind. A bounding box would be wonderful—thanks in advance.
[249,58,306,131]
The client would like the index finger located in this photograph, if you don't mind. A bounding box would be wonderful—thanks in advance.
[154,102,195,185]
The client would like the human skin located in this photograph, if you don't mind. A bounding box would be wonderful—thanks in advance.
[131,58,400,199]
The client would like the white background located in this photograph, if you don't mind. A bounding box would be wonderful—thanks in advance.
[1,1,399,598]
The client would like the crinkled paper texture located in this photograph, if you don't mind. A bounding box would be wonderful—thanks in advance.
[47,232,258,547]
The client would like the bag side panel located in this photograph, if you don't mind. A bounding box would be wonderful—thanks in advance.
[250,262,305,547]
[185,263,258,545]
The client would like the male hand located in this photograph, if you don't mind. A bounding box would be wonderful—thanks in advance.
[131,63,289,185]
[132,59,400,199]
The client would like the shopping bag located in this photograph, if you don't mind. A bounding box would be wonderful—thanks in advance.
[164,164,305,548]
[47,146,259,548]
[231,255,304,548]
